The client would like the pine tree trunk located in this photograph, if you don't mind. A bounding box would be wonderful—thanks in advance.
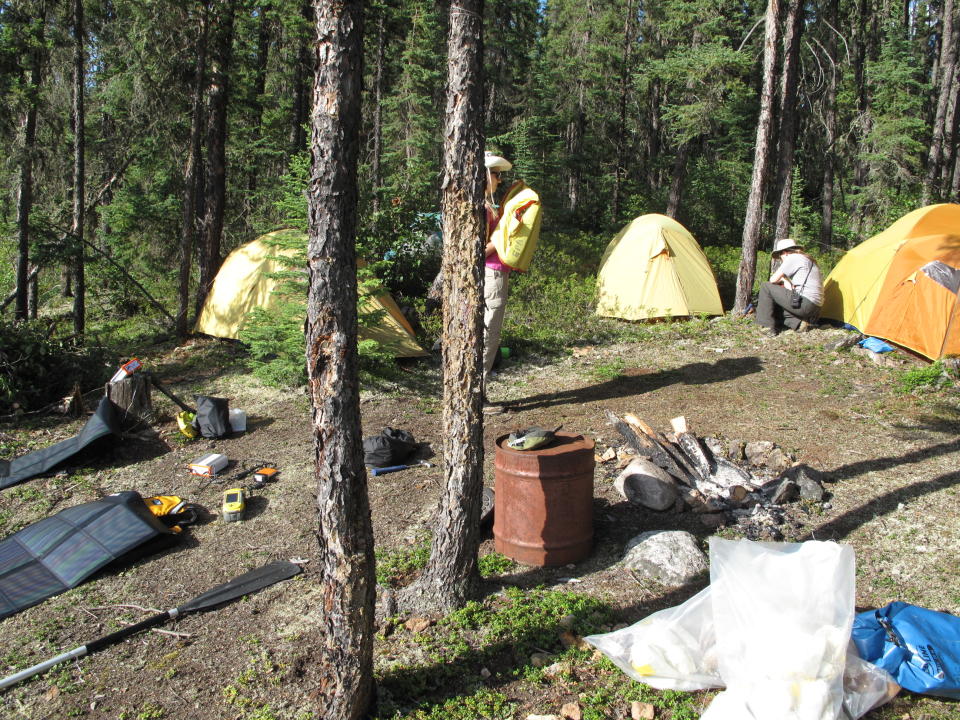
[370,9,386,213]
[923,0,956,204]
[15,3,45,322]
[819,0,839,248]
[72,0,86,340]
[401,0,486,615]
[612,0,635,222]
[772,0,804,240]
[666,141,690,219]
[734,0,781,314]
[196,0,234,316]
[300,1,374,717]
[939,45,959,195]
[289,1,313,154]
[178,7,208,339]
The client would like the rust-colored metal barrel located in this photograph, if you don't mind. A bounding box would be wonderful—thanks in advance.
[493,432,595,566]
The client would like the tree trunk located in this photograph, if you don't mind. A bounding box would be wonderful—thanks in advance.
[71,0,86,340]
[819,0,839,248]
[939,39,959,197]
[289,1,313,154]
[734,0,781,314]
[15,2,45,322]
[401,0,486,614]
[196,0,235,317]
[612,0,635,222]
[105,374,154,431]
[923,0,956,204]
[772,0,804,240]
[665,141,690,219]
[370,8,386,213]
[301,1,374,717]
[178,5,208,339]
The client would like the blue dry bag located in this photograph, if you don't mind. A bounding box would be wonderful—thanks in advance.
[853,601,960,698]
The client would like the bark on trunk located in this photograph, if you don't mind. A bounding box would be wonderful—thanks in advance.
[734,0,781,314]
[178,6,208,339]
[300,2,375,717]
[612,0,635,222]
[15,3,45,322]
[71,0,86,339]
[289,1,313,154]
[923,0,956,204]
[400,0,486,614]
[196,0,235,316]
[370,10,386,213]
[819,0,839,248]
[772,0,804,240]
[665,142,690,219]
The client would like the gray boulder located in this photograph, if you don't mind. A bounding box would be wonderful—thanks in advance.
[778,464,826,501]
[614,458,678,511]
[622,530,708,587]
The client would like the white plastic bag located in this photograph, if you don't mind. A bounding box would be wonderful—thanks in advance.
[705,538,855,720]
[586,539,898,719]
[585,587,721,691]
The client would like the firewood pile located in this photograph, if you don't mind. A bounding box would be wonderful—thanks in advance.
[604,410,827,541]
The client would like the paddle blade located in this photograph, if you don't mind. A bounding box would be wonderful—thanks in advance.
[179,560,302,614]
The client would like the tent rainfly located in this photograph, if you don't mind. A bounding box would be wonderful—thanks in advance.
[821,204,960,360]
[595,214,723,321]
[195,229,429,358]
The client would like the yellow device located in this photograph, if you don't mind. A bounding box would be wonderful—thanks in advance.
[222,488,246,522]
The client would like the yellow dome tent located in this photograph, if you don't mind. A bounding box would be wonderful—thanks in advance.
[195,229,428,358]
[821,204,960,360]
[595,214,723,321]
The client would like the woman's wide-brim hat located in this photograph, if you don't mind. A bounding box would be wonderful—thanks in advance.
[773,238,801,254]
[484,151,512,171]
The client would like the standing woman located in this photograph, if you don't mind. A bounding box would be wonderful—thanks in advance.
[481,151,512,410]
[755,238,823,334]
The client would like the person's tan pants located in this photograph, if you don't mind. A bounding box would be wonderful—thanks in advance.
[483,267,510,379]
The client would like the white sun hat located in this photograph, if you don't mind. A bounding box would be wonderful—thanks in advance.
[773,238,801,254]
[484,151,512,171]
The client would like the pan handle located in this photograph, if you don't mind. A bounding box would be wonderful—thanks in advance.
[371,465,408,476]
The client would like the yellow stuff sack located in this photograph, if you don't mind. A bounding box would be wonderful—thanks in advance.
[177,410,198,438]
[492,181,542,272]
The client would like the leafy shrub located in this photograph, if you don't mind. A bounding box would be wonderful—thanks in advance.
[896,360,948,394]
[0,320,112,413]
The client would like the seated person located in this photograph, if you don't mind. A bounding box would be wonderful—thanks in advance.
[756,238,822,334]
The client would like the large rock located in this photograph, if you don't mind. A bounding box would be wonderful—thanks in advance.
[622,530,708,587]
[778,464,826,501]
[614,458,678,511]
[744,440,775,465]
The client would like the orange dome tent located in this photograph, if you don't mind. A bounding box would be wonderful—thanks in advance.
[820,204,960,360]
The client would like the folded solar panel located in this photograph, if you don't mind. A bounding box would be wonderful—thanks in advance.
[0,397,120,490]
[0,491,173,620]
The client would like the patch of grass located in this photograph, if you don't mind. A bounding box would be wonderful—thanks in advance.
[477,553,517,578]
[896,360,948,394]
[376,536,432,587]
[589,359,626,382]
[136,702,167,720]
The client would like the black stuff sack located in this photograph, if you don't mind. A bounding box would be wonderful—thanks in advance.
[195,395,230,438]
[363,427,417,468]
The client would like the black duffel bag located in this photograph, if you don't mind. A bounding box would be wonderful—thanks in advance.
[362,427,417,467]
[195,395,231,438]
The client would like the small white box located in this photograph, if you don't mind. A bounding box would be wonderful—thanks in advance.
[188,453,229,476]
[229,408,246,433]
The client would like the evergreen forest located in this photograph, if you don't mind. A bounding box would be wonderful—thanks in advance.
[1,0,958,407]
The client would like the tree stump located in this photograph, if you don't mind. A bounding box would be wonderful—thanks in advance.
[105,373,154,430]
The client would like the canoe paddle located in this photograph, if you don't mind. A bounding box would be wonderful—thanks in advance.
[0,560,302,691]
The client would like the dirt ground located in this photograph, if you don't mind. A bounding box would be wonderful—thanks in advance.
[2,319,960,719]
